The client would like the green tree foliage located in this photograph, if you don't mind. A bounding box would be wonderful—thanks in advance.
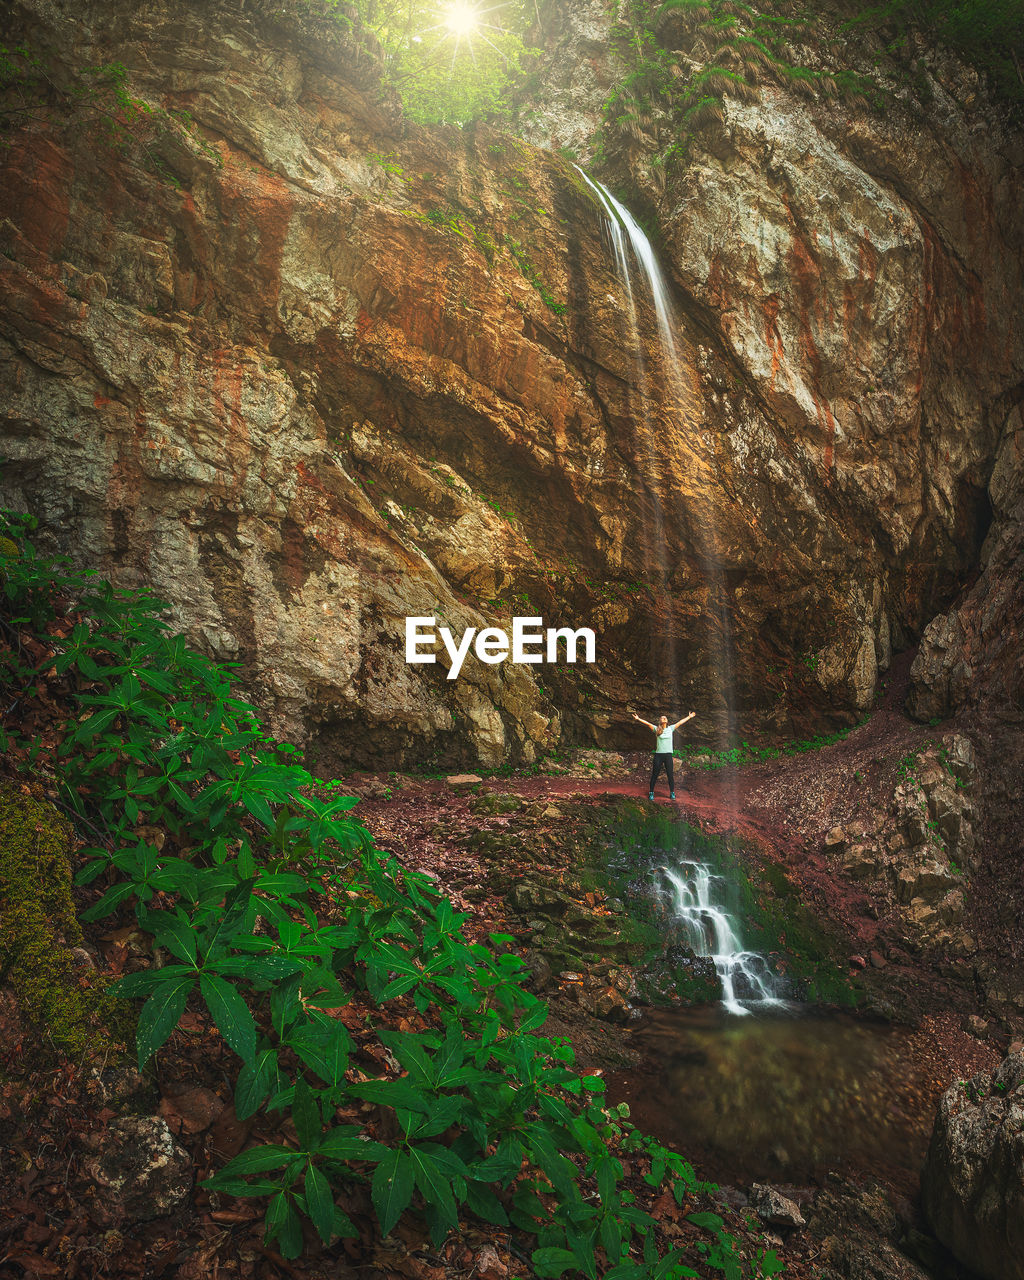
[321,0,540,123]
[0,512,781,1277]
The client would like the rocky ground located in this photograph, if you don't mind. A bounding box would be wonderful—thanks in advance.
[324,674,1017,1279]
[2,672,1020,1280]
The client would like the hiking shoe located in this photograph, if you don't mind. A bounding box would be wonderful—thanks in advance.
[670,792,676,799]
[648,792,654,800]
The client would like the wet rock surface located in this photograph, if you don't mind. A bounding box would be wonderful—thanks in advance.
[805,1178,932,1280]
[749,1182,806,1228]
[921,1052,1024,1280]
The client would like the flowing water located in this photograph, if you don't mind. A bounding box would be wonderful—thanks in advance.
[575,168,737,746]
[658,862,785,1016]
[604,820,936,1187]
[573,167,678,709]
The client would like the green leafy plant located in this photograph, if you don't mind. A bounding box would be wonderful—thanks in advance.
[675,717,870,770]
[0,513,779,1277]
[505,237,568,315]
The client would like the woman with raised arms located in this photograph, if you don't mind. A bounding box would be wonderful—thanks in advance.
[631,710,696,801]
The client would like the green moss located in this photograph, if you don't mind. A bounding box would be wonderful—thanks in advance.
[0,783,118,1062]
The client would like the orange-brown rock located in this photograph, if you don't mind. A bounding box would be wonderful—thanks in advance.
[1,0,1020,770]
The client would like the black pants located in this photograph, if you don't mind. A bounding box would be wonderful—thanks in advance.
[649,753,674,794]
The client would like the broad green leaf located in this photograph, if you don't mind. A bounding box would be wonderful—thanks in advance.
[205,1144,295,1182]
[531,1248,579,1278]
[289,1018,353,1087]
[136,976,193,1066]
[600,1213,623,1263]
[199,972,256,1064]
[234,1049,279,1120]
[304,1163,335,1244]
[473,1136,524,1183]
[376,1028,433,1083]
[150,909,199,965]
[198,1176,281,1197]
[201,876,256,957]
[318,1127,388,1163]
[292,1078,321,1151]
[350,1078,431,1114]
[111,964,195,998]
[80,880,136,921]
[409,1146,457,1242]
[464,1180,509,1226]
[266,1190,303,1260]
[407,1093,465,1139]
[372,1148,414,1237]
[687,1211,725,1230]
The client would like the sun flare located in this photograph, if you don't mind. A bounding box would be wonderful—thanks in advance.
[445,3,480,37]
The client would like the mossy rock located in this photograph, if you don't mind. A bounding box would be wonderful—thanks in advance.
[466,829,519,859]
[469,792,523,816]
[0,783,124,1066]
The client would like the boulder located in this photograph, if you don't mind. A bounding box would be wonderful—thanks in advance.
[921,1053,1024,1280]
[521,949,554,992]
[807,1178,931,1280]
[591,985,631,1023]
[842,845,881,880]
[749,1183,806,1228]
[824,826,847,852]
[507,881,572,916]
[83,1116,193,1226]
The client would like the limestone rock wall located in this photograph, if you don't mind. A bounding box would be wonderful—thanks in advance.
[1,0,1021,769]
[922,1053,1024,1280]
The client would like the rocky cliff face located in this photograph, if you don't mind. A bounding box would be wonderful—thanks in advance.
[1,0,1021,770]
[922,1052,1024,1280]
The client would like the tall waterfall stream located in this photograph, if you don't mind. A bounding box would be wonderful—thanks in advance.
[574,171,783,1014]
[575,168,737,741]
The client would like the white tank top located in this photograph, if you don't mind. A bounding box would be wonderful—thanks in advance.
[655,727,673,752]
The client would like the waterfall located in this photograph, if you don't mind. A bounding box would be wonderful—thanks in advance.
[575,167,737,746]
[660,862,784,1016]
[575,171,685,390]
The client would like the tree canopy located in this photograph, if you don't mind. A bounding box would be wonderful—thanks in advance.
[346,0,540,124]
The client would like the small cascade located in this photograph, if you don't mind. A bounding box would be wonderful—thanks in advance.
[660,862,784,1016]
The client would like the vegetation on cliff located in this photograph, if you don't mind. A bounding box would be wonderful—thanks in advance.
[597,0,1022,182]
[0,513,781,1276]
